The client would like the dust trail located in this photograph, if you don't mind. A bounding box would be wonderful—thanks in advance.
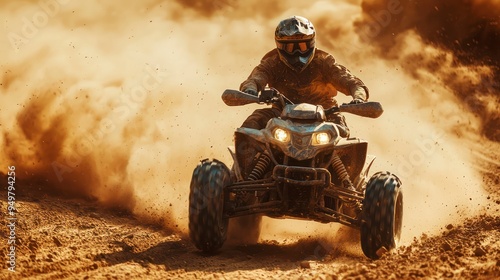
[0,0,492,246]
[350,0,499,242]
[356,0,500,141]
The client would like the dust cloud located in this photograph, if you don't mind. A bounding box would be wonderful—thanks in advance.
[0,0,494,248]
[356,0,500,141]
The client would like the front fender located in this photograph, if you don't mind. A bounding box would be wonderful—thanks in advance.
[235,127,266,143]
[334,138,368,183]
[234,128,268,181]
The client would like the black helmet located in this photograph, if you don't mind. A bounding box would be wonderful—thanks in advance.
[275,16,316,72]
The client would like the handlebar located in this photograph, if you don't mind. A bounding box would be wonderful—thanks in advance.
[221,89,383,118]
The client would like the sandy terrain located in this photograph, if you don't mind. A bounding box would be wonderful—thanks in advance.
[1,139,498,279]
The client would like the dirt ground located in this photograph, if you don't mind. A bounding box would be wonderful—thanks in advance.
[1,140,498,280]
[1,1,499,279]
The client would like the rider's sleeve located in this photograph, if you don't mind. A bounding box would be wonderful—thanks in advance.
[323,54,369,101]
[239,50,275,93]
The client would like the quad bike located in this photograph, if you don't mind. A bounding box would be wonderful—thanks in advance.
[189,88,403,259]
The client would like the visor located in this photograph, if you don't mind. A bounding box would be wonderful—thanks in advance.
[276,39,314,55]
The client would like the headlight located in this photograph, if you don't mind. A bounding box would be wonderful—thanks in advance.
[313,132,331,145]
[274,128,290,142]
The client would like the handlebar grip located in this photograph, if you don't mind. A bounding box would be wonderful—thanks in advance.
[222,89,259,106]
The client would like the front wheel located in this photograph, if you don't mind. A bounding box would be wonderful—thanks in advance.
[189,159,230,253]
[360,171,403,259]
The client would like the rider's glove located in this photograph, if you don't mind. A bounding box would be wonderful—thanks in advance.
[259,89,276,104]
[351,86,369,102]
[349,98,365,105]
[243,88,258,96]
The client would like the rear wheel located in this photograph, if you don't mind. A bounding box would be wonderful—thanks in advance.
[189,159,230,253]
[360,171,403,259]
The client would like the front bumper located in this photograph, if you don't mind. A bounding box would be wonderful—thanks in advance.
[224,165,363,228]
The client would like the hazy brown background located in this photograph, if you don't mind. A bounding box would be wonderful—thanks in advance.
[1,0,497,245]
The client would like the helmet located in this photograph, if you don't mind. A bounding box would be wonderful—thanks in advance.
[275,16,316,72]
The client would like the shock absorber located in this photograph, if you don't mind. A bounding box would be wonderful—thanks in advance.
[331,154,352,189]
[248,153,271,181]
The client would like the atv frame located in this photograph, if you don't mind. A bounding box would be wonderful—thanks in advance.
[189,89,403,259]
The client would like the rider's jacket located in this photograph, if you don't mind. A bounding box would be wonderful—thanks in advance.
[240,49,368,109]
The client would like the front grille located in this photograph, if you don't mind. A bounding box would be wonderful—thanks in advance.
[292,134,312,148]
[273,165,331,186]
[273,165,331,214]
[287,157,314,168]
[270,146,334,169]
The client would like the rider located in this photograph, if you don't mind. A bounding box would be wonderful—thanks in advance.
[240,16,369,190]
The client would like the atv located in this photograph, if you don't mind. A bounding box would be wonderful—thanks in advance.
[189,88,403,259]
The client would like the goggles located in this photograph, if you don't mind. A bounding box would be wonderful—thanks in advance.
[276,39,314,55]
